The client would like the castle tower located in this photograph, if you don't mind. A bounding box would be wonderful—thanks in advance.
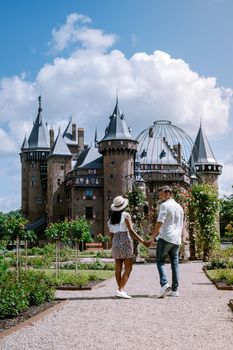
[98,99,138,234]
[192,124,222,189]
[63,117,84,156]
[47,128,72,223]
[20,96,50,223]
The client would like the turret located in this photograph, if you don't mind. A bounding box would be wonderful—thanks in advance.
[47,128,72,222]
[98,98,138,234]
[20,96,50,223]
[191,124,222,189]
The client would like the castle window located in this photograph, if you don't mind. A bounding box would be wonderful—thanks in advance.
[111,161,115,167]
[88,169,96,174]
[61,165,64,170]
[57,179,61,185]
[85,207,93,219]
[85,189,94,200]
[31,176,36,186]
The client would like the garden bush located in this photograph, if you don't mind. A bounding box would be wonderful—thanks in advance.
[205,247,233,270]
[0,270,55,318]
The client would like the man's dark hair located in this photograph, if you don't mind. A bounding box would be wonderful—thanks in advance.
[158,185,172,194]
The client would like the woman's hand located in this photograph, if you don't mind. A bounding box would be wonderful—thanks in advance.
[143,239,153,247]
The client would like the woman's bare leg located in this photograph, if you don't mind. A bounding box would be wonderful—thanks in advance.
[115,259,123,289]
[119,258,133,290]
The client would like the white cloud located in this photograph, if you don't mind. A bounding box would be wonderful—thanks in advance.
[0,12,233,211]
[49,12,117,53]
[0,128,17,154]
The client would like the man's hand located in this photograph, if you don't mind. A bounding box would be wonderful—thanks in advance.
[143,239,153,247]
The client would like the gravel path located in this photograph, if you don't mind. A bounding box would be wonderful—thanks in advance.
[0,262,232,350]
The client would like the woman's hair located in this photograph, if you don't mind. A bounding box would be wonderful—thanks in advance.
[110,209,124,225]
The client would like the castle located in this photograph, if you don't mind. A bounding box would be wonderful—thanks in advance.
[20,96,222,238]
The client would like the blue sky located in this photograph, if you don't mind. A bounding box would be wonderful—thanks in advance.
[0,0,233,212]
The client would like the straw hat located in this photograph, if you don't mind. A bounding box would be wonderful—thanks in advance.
[111,196,129,211]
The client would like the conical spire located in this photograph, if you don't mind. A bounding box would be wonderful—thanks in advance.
[192,124,217,164]
[27,96,50,149]
[49,128,72,157]
[21,135,28,150]
[100,99,134,141]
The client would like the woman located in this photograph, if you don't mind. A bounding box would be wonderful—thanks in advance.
[108,195,146,299]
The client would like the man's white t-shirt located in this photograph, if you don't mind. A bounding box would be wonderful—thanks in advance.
[157,198,184,245]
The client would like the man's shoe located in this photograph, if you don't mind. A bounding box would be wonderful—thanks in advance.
[167,290,179,297]
[158,283,171,298]
[115,290,131,299]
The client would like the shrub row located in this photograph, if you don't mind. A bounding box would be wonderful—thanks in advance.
[0,270,55,319]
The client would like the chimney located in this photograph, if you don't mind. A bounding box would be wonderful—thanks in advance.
[72,123,76,141]
[78,128,84,151]
[49,128,54,148]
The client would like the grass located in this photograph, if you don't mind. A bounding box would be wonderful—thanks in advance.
[205,268,233,285]
[41,268,115,280]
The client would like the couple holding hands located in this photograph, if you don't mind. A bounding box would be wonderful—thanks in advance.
[108,186,184,299]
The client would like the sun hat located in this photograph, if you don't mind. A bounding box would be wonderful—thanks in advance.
[158,185,172,194]
[111,196,129,211]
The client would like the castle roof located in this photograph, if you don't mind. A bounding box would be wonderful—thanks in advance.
[100,98,134,142]
[63,117,78,145]
[27,96,50,149]
[74,146,103,169]
[139,135,180,165]
[49,129,72,157]
[21,135,29,150]
[192,124,218,164]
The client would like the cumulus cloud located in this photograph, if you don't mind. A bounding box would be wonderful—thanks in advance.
[49,13,117,53]
[0,12,233,211]
[0,128,17,154]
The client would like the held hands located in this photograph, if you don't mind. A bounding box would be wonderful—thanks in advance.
[143,238,154,248]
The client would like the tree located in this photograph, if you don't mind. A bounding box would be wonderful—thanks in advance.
[45,221,69,276]
[4,214,28,279]
[190,183,219,261]
[69,218,91,276]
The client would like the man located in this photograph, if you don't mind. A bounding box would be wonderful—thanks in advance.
[146,186,184,298]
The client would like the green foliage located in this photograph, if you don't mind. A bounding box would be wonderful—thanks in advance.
[0,256,9,273]
[190,183,220,260]
[206,269,233,285]
[45,221,69,242]
[44,272,90,287]
[19,271,55,305]
[0,282,29,318]
[205,247,233,270]
[69,217,91,243]
[219,194,233,237]
[0,270,55,318]
[60,259,114,271]
[126,189,147,233]
[4,214,28,241]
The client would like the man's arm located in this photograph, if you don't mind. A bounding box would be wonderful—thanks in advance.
[144,221,163,247]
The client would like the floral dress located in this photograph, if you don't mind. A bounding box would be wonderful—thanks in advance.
[108,212,133,259]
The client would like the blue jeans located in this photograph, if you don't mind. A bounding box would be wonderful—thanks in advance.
[156,238,180,291]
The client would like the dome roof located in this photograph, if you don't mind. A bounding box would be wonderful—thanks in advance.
[136,120,195,169]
